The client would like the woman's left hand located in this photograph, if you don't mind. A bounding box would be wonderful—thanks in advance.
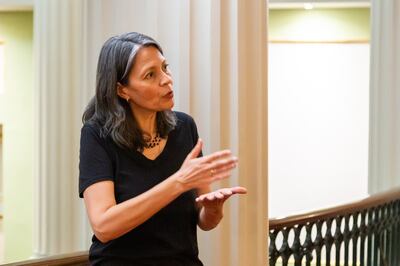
[195,186,247,211]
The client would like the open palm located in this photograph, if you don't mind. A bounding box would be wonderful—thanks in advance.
[195,186,247,210]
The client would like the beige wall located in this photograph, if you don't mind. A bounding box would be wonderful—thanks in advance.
[0,11,33,263]
[269,8,370,42]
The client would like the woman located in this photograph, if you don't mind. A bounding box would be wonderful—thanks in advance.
[79,32,247,265]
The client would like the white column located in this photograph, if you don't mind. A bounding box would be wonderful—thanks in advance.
[188,0,268,265]
[225,0,268,265]
[33,0,86,256]
[369,0,400,194]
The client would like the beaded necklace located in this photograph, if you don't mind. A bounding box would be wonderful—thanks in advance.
[144,133,161,149]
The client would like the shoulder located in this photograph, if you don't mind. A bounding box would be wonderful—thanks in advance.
[80,121,108,145]
[172,111,199,142]
[79,121,117,160]
[174,111,196,127]
[81,121,101,136]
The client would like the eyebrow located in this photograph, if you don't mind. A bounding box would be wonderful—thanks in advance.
[140,59,168,76]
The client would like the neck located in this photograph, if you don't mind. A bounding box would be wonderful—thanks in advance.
[130,106,157,137]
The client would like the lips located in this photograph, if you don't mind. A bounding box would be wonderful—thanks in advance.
[164,91,174,99]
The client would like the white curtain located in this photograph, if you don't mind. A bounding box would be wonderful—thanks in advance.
[33,0,268,265]
[33,0,85,256]
[369,0,400,194]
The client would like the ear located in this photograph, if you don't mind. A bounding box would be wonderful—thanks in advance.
[116,82,129,100]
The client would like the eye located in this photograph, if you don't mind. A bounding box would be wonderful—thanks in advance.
[162,64,170,72]
[144,72,154,80]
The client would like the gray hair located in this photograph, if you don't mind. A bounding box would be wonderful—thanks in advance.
[82,32,177,151]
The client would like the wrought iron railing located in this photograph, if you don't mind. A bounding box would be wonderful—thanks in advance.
[269,188,400,266]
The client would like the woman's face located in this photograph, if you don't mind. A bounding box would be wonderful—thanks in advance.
[118,46,174,113]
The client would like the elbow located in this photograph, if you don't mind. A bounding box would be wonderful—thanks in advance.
[198,224,214,231]
[94,232,111,244]
[198,223,219,231]
[92,221,114,243]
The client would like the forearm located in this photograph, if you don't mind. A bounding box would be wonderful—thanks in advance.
[197,206,223,231]
[94,174,184,242]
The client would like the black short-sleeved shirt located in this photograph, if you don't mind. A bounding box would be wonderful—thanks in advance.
[79,111,203,266]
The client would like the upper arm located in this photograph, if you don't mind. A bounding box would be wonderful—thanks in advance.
[79,125,116,229]
[83,180,116,229]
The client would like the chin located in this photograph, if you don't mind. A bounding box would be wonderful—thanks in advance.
[165,101,174,110]
[159,105,174,112]
[157,99,174,111]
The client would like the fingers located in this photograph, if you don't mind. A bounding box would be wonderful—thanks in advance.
[195,187,247,202]
[229,186,247,194]
[196,191,226,202]
[206,194,215,200]
[205,156,238,174]
[208,168,235,183]
[196,191,217,202]
[197,156,238,185]
[220,188,233,196]
[185,138,203,160]
[181,144,239,190]
[215,191,224,199]
[196,192,218,202]
[202,149,233,163]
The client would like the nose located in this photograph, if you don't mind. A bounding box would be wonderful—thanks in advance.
[160,71,173,87]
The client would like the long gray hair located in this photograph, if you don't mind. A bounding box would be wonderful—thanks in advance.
[82,32,177,151]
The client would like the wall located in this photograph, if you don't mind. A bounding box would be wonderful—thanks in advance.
[0,11,33,263]
[269,8,370,42]
[268,8,370,218]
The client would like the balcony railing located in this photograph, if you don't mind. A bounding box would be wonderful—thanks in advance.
[4,188,400,266]
[269,187,400,266]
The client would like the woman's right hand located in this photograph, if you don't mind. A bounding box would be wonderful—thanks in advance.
[173,139,238,191]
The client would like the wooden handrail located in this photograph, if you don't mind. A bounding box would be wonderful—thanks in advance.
[269,187,400,230]
[2,251,89,266]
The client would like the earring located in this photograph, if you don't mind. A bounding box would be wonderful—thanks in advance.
[126,97,130,103]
